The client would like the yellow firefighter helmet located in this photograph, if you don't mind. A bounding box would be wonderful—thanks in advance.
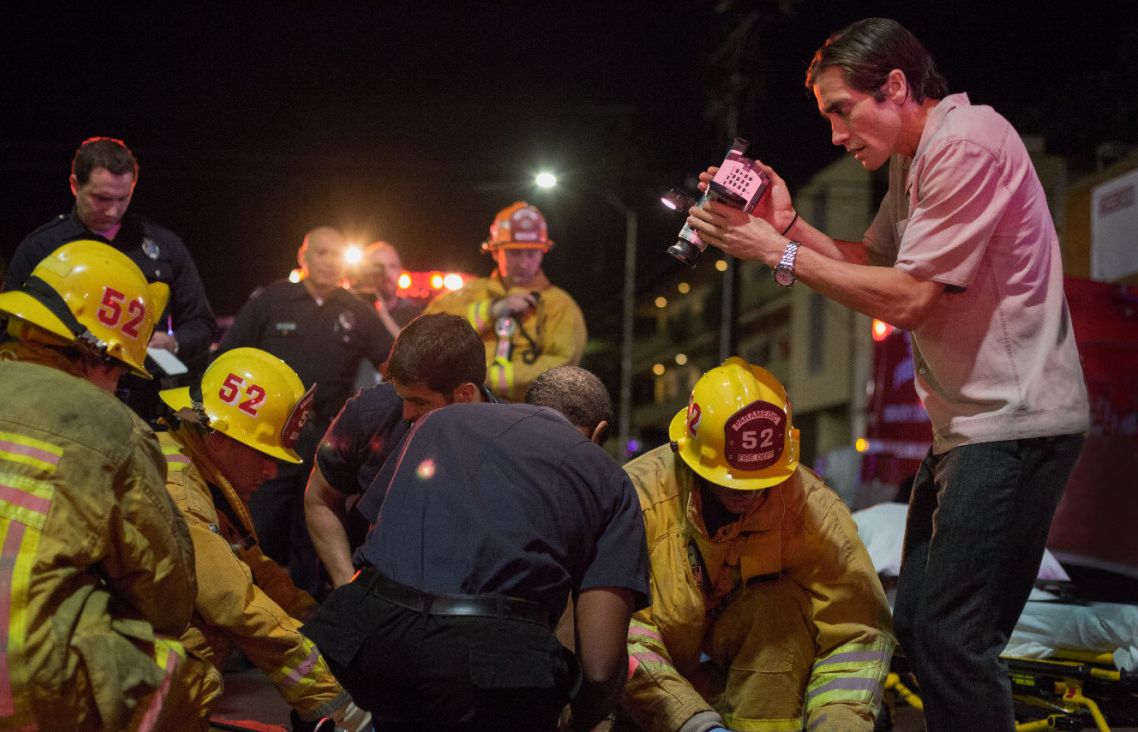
[161,347,314,463]
[669,357,800,490]
[0,239,169,378]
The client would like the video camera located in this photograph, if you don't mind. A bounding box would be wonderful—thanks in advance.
[661,137,771,266]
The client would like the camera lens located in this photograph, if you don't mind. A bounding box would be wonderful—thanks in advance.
[667,239,701,266]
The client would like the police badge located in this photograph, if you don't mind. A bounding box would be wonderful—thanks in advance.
[141,237,160,260]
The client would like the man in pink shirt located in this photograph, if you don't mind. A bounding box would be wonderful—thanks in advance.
[687,17,1088,731]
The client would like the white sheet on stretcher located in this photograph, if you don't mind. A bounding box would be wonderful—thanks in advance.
[853,502,1137,671]
[1007,589,1138,671]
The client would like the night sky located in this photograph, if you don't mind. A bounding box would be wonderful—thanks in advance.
[3,2,1136,352]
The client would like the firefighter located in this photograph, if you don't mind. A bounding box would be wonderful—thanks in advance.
[0,240,196,730]
[157,347,370,731]
[424,201,587,402]
[621,358,895,731]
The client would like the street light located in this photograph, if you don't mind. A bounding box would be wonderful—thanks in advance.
[533,173,638,458]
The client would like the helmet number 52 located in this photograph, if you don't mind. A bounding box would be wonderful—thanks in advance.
[218,372,267,416]
[741,428,774,450]
[97,287,146,338]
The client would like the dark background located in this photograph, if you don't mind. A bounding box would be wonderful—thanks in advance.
[3,2,1136,343]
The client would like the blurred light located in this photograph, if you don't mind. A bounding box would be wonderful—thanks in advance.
[344,244,363,266]
[855,437,869,453]
[677,282,691,294]
[871,319,896,342]
[661,189,696,211]
[654,296,668,309]
[626,438,641,454]
[714,259,729,272]
[429,273,444,289]
[415,459,437,480]
[652,363,666,376]
[675,353,688,366]
[288,268,303,283]
[397,272,412,289]
[535,171,558,189]
[442,273,465,290]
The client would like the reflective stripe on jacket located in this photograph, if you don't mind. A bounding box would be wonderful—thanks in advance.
[0,346,195,730]
[160,425,347,722]
[621,445,895,732]
[424,270,586,402]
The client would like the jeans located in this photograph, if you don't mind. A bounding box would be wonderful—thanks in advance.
[893,433,1084,731]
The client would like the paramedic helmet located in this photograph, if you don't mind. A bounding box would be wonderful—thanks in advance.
[669,357,800,490]
[481,201,554,253]
[0,239,169,378]
[160,347,315,464]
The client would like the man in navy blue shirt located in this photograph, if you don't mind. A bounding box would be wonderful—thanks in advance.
[304,313,497,588]
[303,366,649,731]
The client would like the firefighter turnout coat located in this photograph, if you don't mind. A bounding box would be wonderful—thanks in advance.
[424,270,586,402]
[159,423,349,725]
[622,445,895,732]
[0,343,195,731]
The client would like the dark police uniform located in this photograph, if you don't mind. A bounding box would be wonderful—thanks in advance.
[303,402,650,730]
[5,211,217,420]
[317,381,499,497]
[316,381,500,553]
[218,279,392,594]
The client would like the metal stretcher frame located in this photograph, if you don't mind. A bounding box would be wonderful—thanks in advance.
[883,649,1138,731]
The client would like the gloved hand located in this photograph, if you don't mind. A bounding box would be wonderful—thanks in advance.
[329,699,372,732]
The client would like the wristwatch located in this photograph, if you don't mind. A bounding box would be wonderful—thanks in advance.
[773,241,800,287]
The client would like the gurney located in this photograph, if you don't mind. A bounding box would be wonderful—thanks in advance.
[884,644,1138,731]
[854,503,1138,730]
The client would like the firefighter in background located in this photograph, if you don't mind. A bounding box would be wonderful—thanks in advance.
[157,347,370,731]
[0,240,195,730]
[621,358,894,732]
[424,201,586,402]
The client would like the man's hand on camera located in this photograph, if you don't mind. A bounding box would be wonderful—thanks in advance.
[491,293,539,319]
[698,161,796,235]
[687,199,783,267]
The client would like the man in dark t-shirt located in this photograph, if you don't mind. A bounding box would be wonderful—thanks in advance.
[304,313,497,588]
[303,367,649,732]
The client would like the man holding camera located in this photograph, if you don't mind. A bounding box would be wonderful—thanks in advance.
[424,201,586,402]
[686,18,1088,731]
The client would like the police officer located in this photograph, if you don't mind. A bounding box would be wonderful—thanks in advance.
[5,136,217,421]
[305,313,499,588]
[217,225,391,596]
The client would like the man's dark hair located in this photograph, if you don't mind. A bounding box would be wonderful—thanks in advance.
[805,18,947,103]
[525,366,613,439]
[381,313,486,394]
[71,137,139,186]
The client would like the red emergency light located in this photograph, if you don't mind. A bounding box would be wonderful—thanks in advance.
[871,319,896,342]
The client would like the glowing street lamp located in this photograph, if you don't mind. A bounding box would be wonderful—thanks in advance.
[534,171,558,189]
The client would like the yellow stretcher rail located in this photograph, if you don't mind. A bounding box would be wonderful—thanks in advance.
[885,652,1133,732]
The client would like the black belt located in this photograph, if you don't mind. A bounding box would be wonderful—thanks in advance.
[354,567,550,626]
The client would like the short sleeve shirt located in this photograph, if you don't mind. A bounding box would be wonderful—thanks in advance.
[218,280,393,424]
[356,402,650,620]
[864,94,1088,451]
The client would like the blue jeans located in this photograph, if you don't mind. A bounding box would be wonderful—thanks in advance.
[892,434,1084,732]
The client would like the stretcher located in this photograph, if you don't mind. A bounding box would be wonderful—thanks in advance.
[884,646,1138,731]
[854,504,1138,730]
